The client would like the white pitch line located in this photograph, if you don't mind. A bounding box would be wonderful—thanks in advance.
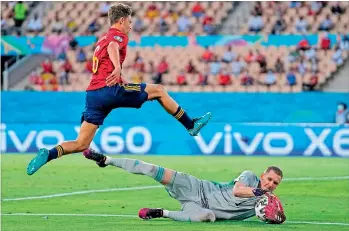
[282,176,349,181]
[2,185,163,201]
[1,213,138,218]
[286,221,349,226]
[1,213,349,226]
[2,176,349,202]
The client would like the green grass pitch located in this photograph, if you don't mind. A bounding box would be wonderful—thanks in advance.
[1,154,349,231]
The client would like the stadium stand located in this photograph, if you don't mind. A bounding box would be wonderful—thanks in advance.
[1,1,348,93]
[30,2,234,36]
[1,1,38,35]
[242,1,349,35]
[25,36,348,93]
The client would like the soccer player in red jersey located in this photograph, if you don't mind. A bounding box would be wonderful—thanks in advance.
[27,4,211,175]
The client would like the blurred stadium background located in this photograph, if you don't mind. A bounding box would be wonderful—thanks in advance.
[1,1,349,231]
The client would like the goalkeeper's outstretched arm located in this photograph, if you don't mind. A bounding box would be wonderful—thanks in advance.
[233,182,267,198]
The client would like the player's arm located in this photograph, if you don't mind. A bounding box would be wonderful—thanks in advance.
[233,181,267,198]
[233,170,267,198]
[106,41,122,86]
[107,41,121,70]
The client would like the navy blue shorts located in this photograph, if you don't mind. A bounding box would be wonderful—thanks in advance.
[81,83,148,125]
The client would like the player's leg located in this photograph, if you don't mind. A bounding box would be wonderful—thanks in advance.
[162,209,216,222]
[55,121,99,155]
[27,121,98,175]
[83,149,176,185]
[138,202,216,222]
[145,84,179,114]
[144,84,211,136]
[27,88,111,176]
[84,148,207,205]
[113,83,211,136]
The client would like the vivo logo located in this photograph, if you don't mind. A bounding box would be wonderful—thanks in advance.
[194,125,349,157]
[0,124,152,154]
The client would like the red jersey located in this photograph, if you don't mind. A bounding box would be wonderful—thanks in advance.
[42,61,53,73]
[321,37,330,49]
[86,28,128,91]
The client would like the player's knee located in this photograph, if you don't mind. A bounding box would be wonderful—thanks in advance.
[199,210,216,222]
[155,84,167,96]
[161,169,175,185]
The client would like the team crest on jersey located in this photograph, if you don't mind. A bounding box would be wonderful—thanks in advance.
[114,36,123,42]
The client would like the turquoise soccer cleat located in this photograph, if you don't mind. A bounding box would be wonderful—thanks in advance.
[27,148,50,175]
[188,112,212,136]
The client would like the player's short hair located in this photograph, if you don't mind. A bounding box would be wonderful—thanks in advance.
[108,3,132,26]
[265,166,283,178]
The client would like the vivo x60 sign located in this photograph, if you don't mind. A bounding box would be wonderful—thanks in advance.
[1,124,349,157]
[195,125,349,157]
[1,124,152,154]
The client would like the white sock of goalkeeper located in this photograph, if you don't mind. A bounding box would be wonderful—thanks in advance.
[105,157,165,183]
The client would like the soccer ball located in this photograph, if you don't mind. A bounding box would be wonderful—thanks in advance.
[255,195,268,222]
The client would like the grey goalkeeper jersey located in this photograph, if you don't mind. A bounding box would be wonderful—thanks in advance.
[202,170,261,220]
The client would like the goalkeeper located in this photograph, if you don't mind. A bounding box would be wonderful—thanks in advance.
[83,149,286,223]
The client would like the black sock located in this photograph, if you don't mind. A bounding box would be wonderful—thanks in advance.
[173,106,194,129]
[48,145,64,162]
